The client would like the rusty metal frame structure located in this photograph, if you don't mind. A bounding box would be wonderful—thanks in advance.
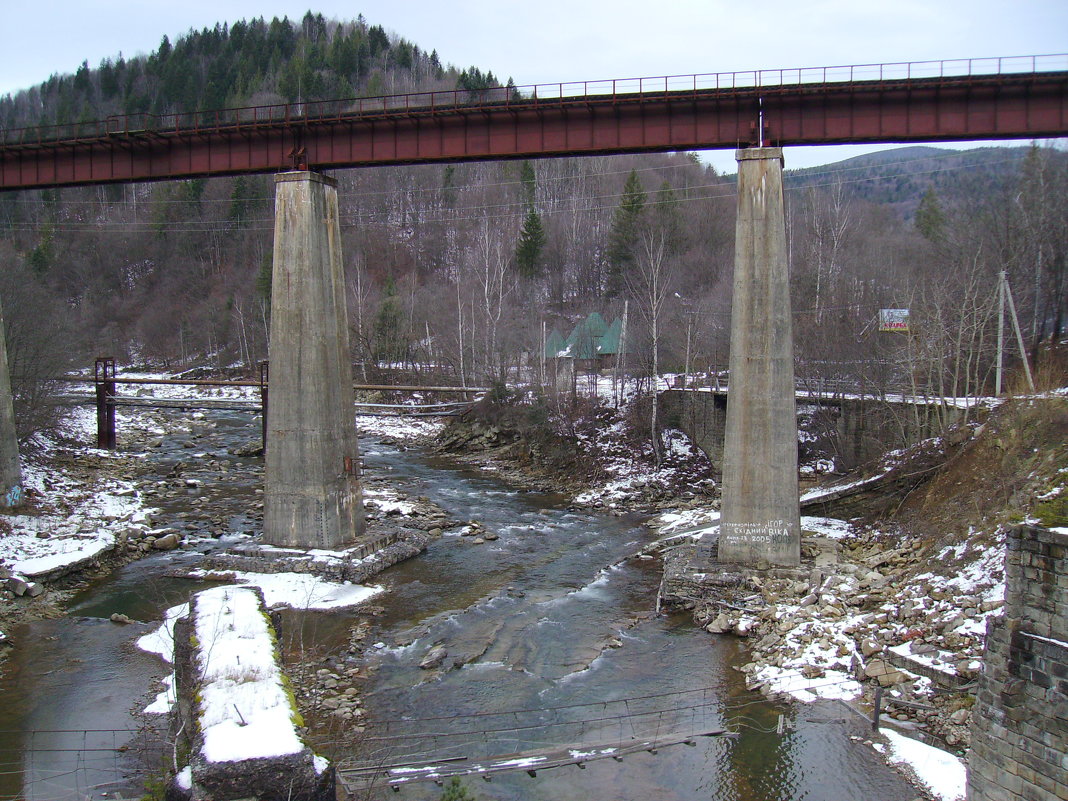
[2,55,1066,190]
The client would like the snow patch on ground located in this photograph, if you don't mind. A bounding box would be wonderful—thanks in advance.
[356,413,445,442]
[573,426,715,508]
[137,602,190,663]
[0,447,154,581]
[874,729,966,801]
[801,516,854,539]
[191,570,383,610]
[363,486,415,516]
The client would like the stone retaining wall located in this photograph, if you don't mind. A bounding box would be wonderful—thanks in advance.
[967,525,1068,801]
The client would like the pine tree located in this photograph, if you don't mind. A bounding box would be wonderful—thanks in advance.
[373,278,406,364]
[914,187,946,243]
[515,207,546,279]
[606,169,646,297]
[439,777,476,801]
[519,161,536,207]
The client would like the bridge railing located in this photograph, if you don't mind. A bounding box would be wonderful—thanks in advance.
[3,54,1066,148]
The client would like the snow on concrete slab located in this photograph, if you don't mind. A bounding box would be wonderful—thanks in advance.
[193,586,305,763]
[202,570,383,610]
[874,729,966,801]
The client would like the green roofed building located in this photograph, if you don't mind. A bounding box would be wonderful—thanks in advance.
[598,317,623,359]
[549,312,625,370]
[544,328,568,359]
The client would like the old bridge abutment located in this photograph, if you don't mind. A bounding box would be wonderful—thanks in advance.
[660,388,963,473]
[967,525,1068,801]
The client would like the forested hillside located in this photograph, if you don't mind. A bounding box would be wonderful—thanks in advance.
[784,145,1049,218]
[0,12,1064,442]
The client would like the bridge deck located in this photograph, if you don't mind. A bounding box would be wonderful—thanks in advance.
[3,56,1065,189]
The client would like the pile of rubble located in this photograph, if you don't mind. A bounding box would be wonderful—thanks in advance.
[666,525,1004,752]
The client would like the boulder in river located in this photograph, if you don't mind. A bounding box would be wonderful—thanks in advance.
[420,644,448,670]
[152,532,181,551]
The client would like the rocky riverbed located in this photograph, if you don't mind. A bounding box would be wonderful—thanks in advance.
[653,514,1004,756]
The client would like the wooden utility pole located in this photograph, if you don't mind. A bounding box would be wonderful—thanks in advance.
[996,271,1035,394]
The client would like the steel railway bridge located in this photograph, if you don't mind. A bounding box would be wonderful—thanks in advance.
[1,54,1066,189]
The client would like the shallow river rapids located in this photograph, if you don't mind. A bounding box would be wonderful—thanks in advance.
[0,413,917,800]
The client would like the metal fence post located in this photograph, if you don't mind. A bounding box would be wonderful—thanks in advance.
[872,685,883,731]
[95,357,116,450]
[259,360,269,451]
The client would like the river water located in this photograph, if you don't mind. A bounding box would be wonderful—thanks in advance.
[0,414,917,800]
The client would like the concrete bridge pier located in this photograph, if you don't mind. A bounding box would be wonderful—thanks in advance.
[703,147,800,567]
[0,297,21,507]
[264,171,363,549]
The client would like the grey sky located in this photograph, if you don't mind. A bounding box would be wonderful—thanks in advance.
[2,0,1065,172]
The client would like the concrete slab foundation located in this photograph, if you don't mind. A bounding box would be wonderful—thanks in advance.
[703,147,800,567]
[264,171,363,549]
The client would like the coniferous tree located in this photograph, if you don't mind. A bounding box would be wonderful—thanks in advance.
[606,169,646,297]
[914,187,946,243]
[515,207,546,280]
[519,161,536,207]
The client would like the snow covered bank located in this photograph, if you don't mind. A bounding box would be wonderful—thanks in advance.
[873,728,966,801]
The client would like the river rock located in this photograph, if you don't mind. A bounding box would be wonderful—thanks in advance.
[420,644,448,670]
[6,576,29,596]
[110,613,133,624]
[705,613,732,634]
[860,638,882,658]
[864,659,906,687]
[230,441,265,458]
[949,708,970,725]
[152,532,181,551]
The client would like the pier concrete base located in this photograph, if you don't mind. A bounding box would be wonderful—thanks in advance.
[264,171,363,549]
[0,297,21,507]
[703,147,800,567]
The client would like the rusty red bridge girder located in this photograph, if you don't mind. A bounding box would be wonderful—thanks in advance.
[2,55,1066,190]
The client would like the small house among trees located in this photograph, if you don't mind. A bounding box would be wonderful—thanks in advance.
[545,312,626,372]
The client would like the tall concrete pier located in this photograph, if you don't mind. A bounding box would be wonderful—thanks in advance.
[0,297,20,507]
[710,147,800,567]
[264,171,363,549]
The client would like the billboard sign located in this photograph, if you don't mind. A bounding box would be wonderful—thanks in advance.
[879,308,910,332]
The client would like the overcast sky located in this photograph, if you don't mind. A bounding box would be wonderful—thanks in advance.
[2,0,1065,172]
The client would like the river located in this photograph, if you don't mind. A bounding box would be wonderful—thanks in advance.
[0,413,917,800]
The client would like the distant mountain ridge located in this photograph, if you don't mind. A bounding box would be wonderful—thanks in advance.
[784,144,1063,218]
